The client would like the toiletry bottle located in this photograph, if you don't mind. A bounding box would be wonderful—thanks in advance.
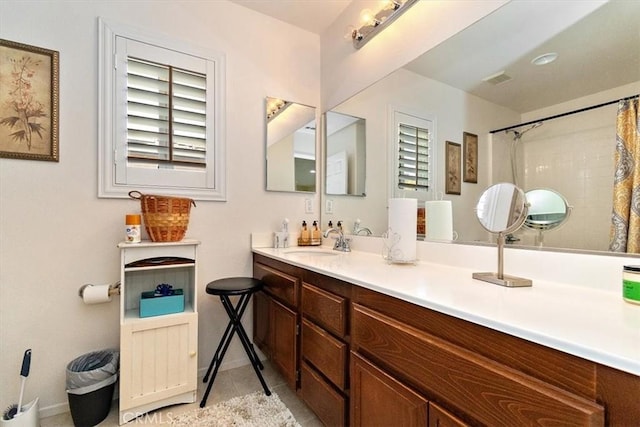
[301,220,310,243]
[125,214,141,243]
[328,220,333,229]
[312,220,320,242]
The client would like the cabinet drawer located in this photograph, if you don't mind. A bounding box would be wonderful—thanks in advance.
[301,362,346,427]
[302,282,347,337]
[352,304,604,427]
[254,263,298,307]
[302,318,347,390]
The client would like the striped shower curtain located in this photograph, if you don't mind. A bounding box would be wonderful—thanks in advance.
[610,96,640,253]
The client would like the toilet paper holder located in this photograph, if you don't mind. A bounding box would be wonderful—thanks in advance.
[78,282,121,299]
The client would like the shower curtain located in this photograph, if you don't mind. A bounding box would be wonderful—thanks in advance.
[610,96,640,253]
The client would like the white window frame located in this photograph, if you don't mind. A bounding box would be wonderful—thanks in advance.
[98,18,226,201]
[388,107,437,201]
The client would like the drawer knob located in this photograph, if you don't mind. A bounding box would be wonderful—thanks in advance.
[190,351,197,357]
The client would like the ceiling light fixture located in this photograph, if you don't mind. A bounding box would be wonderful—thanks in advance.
[531,52,558,66]
[350,0,418,49]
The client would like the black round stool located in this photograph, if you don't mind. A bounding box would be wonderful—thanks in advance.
[200,277,271,407]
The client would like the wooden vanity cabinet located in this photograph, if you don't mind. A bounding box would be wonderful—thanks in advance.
[253,255,301,389]
[254,254,640,426]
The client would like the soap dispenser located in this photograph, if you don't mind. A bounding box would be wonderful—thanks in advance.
[312,220,321,244]
[300,220,310,245]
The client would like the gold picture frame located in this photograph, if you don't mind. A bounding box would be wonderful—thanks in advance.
[445,141,461,195]
[463,132,478,183]
[0,39,59,161]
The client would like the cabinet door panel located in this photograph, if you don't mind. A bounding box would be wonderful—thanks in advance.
[120,313,197,410]
[352,304,604,427]
[351,352,427,427]
[271,298,298,389]
[253,290,270,356]
[428,402,469,427]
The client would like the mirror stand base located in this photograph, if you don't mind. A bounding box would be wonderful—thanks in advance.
[472,272,533,288]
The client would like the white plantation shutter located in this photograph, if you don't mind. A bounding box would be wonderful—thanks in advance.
[126,58,207,167]
[397,123,430,191]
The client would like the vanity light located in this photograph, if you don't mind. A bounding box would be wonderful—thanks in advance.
[266,97,290,121]
[350,0,418,49]
[531,52,558,66]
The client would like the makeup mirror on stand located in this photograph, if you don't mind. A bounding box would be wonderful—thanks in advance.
[472,182,532,287]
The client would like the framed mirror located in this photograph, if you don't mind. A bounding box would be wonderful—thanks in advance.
[320,1,640,255]
[476,183,528,234]
[325,111,366,196]
[473,182,532,287]
[523,189,571,232]
[265,97,317,193]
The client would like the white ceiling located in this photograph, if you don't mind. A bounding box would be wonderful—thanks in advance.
[228,0,351,35]
[230,0,640,114]
[404,1,640,113]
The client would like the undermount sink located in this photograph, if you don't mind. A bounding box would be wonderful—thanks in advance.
[283,249,339,256]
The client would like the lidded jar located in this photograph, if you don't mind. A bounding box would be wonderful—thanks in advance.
[622,265,640,305]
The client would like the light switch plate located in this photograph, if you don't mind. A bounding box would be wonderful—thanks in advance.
[304,198,313,214]
[325,199,334,214]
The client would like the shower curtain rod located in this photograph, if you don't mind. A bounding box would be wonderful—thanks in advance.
[490,94,639,134]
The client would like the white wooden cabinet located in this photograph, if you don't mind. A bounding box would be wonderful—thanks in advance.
[117,240,199,425]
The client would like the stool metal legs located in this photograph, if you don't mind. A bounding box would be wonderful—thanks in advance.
[200,292,271,407]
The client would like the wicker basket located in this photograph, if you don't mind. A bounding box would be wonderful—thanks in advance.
[129,191,196,242]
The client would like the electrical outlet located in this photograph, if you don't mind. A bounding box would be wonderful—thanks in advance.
[304,198,313,214]
[325,199,334,214]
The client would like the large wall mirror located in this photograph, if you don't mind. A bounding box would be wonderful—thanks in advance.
[321,0,640,254]
[266,97,317,193]
[325,111,366,196]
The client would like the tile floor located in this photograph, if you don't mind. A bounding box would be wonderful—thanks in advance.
[41,361,322,426]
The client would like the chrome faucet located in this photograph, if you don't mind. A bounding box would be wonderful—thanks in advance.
[353,219,372,236]
[323,227,351,252]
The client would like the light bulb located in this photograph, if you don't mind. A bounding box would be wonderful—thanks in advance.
[381,0,400,11]
[360,8,378,26]
[344,25,356,40]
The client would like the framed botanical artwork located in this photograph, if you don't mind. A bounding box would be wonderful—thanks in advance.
[445,141,461,195]
[463,132,478,183]
[0,39,59,161]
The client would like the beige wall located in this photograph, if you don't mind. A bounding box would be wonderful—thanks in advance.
[0,0,319,415]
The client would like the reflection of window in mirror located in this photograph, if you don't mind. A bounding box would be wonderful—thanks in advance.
[393,111,434,200]
[325,111,366,196]
[265,97,316,193]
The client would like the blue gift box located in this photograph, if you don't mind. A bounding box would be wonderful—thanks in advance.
[139,289,184,318]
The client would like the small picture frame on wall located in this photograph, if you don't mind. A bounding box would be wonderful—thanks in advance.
[445,141,461,195]
[463,132,478,183]
[0,39,59,161]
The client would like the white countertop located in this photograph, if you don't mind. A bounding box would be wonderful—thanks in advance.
[253,246,640,376]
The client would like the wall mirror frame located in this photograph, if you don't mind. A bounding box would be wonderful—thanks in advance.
[265,96,317,193]
[320,0,640,257]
